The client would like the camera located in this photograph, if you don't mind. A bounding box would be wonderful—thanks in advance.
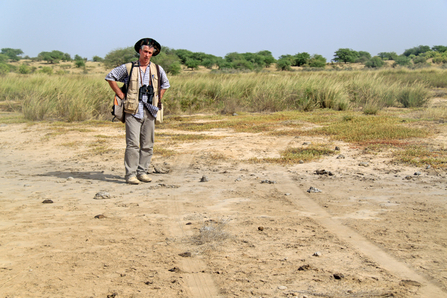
[138,84,154,104]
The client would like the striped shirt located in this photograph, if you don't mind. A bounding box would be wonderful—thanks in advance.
[105,62,170,119]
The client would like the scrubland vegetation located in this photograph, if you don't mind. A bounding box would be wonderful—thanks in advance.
[1,66,443,121]
[1,45,446,168]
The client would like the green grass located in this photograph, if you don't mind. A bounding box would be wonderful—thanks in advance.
[0,69,438,122]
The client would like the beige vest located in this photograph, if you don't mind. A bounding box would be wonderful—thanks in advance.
[124,62,160,114]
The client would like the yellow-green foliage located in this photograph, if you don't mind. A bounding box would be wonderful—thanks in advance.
[0,74,110,121]
[0,69,439,122]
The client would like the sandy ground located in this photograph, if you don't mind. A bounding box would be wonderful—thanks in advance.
[0,115,446,298]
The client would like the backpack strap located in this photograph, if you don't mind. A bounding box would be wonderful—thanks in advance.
[156,64,162,109]
[122,62,136,97]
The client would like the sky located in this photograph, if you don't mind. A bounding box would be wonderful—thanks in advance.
[1,0,447,61]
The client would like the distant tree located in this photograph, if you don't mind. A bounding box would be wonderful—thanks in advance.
[225,52,244,63]
[103,47,137,68]
[92,56,103,62]
[174,49,194,64]
[356,51,371,63]
[403,45,430,57]
[242,52,266,69]
[256,50,276,67]
[333,48,359,63]
[1,48,23,61]
[276,57,292,71]
[432,45,447,53]
[74,54,84,61]
[378,52,398,60]
[201,58,216,69]
[226,59,251,70]
[293,52,310,66]
[152,47,182,75]
[364,56,384,68]
[185,58,200,70]
[63,53,72,61]
[278,54,295,65]
[216,58,233,70]
[37,50,69,64]
[308,54,326,68]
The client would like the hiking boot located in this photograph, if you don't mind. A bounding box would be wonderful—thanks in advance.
[137,173,152,183]
[126,176,140,185]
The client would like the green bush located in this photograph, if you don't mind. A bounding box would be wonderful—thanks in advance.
[39,67,53,75]
[276,58,292,71]
[18,64,31,74]
[75,60,85,68]
[308,54,326,68]
[413,56,426,64]
[393,56,412,67]
[365,56,384,68]
[0,63,9,75]
[103,47,137,69]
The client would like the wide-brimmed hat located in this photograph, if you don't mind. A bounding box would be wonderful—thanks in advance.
[134,38,161,56]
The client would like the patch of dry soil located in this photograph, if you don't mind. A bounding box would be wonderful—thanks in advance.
[0,120,446,298]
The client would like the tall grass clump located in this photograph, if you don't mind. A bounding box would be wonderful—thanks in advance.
[0,74,111,121]
[0,68,437,122]
[396,83,430,108]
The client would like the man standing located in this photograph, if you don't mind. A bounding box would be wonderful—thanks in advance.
[106,38,170,184]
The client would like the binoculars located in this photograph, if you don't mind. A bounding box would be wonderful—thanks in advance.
[139,84,154,104]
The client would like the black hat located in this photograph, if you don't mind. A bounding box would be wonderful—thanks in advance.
[134,38,161,56]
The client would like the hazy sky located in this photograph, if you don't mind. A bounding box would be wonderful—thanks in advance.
[1,0,447,61]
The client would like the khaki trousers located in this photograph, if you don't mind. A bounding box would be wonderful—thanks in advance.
[124,108,155,179]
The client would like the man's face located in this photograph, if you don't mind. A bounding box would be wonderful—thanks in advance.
[139,46,154,64]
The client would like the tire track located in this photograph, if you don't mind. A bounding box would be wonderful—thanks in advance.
[276,171,446,298]
[162,153,221,298]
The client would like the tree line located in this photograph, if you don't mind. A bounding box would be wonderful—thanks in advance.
[1,44,447,75]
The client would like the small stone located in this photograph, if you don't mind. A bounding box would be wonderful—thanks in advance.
[168,267,181,273]
[335,146,340,151]
[178,252,192,257]
[200,175,209,182]
[94,192,111,200]
[333,273,344,279]
[42,199,53,204]
[307,187,322,193]
[258,226,264,231]
[426,165,431,169]
[299,160,304,164]
[302,142,311,145]
[67,177,74,181]
[232,113,238,116]
[285,193,291,196]
[261,180,276,184]
[313,251,322,257]
[94,214,106,219]
[278,286,287,290]
[359,162,369,167]
[337,154,345,159]
[405,175,413,180]
[399,279,422,287]
[298,264,312,271]
[414,172,421,176]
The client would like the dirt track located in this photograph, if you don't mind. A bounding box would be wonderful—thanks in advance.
[0,119,446,298]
